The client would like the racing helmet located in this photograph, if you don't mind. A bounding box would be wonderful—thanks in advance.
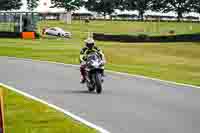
[85,38,95,49]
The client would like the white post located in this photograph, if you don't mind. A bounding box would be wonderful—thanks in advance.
[63,11,72,24]
[20,14,23,32]
[88,32,93,38]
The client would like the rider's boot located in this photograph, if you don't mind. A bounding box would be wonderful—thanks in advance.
[80,76,86,84]
[101,70,105,83]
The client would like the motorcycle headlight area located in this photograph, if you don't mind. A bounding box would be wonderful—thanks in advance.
[92,61,100,68]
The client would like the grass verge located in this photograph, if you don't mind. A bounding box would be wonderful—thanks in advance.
[0,86,97,133]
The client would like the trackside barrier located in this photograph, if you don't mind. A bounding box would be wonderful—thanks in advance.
[22,32,35,39]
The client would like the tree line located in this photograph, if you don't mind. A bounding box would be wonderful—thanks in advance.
[0,0,39,11]
[1,0,200,21]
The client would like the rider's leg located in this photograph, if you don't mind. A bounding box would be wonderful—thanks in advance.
[80,64,86,83]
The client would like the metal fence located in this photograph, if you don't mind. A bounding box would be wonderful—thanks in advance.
[0,12,39,32]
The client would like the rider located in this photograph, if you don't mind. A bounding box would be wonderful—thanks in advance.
[79,38,105,83]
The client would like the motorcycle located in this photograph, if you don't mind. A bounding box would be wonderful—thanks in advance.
[84,53,105,94]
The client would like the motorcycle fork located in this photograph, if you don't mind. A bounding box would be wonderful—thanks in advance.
[86,71,93,83]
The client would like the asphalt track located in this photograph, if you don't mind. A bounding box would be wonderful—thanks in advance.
[0,57,200,133]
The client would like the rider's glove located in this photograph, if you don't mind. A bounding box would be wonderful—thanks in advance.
[83,56,87,61]
[102,58,106,65]
[81,61,86,65]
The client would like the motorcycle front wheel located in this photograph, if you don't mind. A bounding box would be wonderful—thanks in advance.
[87,81,95,92]
[94,73,102,94]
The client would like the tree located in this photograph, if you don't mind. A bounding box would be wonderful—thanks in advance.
[152,0,197,21]
[0,0,22,11]
[27,0,39,11]
[51,0,84,24]
[51,0,83,11]
[193,0,200,14]
[123,0,153,20]
[85,0,119,19]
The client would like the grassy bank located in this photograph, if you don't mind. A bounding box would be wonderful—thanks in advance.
[0,86,97,133]
[38,20,200,36]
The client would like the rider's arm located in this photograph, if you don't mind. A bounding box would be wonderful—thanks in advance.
[100,51,106,64]
[80,48,87,63]
[80,54,85,62]
[95,47,106,63]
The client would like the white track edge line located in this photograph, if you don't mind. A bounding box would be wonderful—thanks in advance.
[0,83,110,133]
[2,56,200,89]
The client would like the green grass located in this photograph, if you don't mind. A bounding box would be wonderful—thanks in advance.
[39,20,200,36]
[0,22,15,32]
[0,86,97,133]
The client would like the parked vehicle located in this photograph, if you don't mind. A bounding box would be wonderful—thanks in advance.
[44,27,71,38]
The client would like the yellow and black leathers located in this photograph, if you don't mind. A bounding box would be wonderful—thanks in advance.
[80,46,104,63]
